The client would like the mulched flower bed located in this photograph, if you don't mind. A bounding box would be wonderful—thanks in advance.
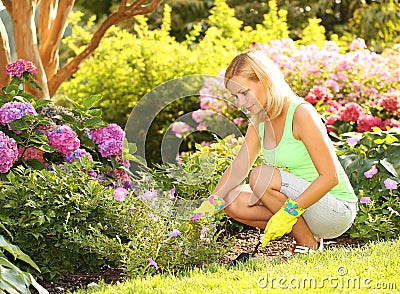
[37,229,364,294]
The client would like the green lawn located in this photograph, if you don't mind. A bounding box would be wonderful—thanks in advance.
[73,239,400,293]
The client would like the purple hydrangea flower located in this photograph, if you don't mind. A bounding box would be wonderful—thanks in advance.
[6,59,38,78]
[90,124,124,144]
[63,148,93,164]
[384,178,398,189]
[0,131,18,173]
[0,102,37,131]
[46,126,80,155]
[98,139,124,158]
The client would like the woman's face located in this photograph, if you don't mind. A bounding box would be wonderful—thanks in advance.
[226,75,267,116]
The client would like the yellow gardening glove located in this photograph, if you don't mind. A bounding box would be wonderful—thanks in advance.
[193,195,226,218]
[261,198,306,247]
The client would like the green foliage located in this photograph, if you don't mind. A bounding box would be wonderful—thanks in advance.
[148,135,265,233]
[336,128,400,241]
[296,18,326,48]
[0,162,118,279]
[0,234,47,294]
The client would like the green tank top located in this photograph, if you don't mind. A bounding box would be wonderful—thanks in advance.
[258,99,357,202]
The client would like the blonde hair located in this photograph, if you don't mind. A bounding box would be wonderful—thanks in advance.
[225,50,295,122]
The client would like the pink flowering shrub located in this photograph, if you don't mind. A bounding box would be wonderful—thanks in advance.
[0,59,138,189]
[336,128,400,241]
[195,38,399,138]
[0,130,18,173]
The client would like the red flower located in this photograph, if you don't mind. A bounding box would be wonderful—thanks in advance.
[357,115,383,133]
[339,102,364,122]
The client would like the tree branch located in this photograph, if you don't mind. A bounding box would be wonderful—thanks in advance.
[48,0,163,97]
[1,0,12,13]
[12,0,49,98]
[38,0,58,47]
[39,0,75,78]
[0,17,10,87]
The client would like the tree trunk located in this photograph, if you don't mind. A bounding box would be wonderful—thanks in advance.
[39,0,75,79]
[12,0,50,98]
[0,18,10,86]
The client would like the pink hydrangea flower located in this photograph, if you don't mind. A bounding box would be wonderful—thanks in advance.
[384,178,398,189]
[339,102,364,122]
[46,126,80,155]
[98,139,124,158]
[0,101,37,131]
[90,124,124,144]
[18,146,48,167]
[378,92,400,112]
[357,115,383,133]
[6,59,38,78]
[305,85,333,105]
[0,131,18,173]
[325,114,340,133]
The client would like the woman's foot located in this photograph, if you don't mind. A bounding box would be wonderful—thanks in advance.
[283,237,323,258]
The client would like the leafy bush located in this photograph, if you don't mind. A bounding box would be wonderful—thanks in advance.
[0,60,232,281]
[0,232,47,294]
[336,128,400,241]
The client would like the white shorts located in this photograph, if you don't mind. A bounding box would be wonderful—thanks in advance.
[279,169,358,239]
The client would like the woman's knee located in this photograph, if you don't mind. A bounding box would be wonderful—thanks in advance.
[249,165,278,196]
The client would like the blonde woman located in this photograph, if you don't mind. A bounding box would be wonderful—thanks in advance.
[198,50,358,254]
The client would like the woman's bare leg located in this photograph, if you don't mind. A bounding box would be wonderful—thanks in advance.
[249,165,318,249]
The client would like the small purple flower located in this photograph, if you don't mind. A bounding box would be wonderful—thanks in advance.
[87,169,98,179]
[148,258,158,270]
[6,59,38,78]
[63,148,93,164]
[364,166,378,179]
[0,131,18,173]
[384,178,398,189]
[191,213,202,222]
[359,197,371,204]
[47,126,80,155]
[169,229,181,238]
[130,204,136,213]
[169,188,176,199]
[140,189,158,201]
[346,137,360,147]
[114,187,128,201]
[0,101,37,131]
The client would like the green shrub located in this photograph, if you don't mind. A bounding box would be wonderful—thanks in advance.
[0,232,47,294]
[336,128,400,241]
